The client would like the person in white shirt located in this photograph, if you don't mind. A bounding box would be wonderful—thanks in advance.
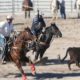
[0,15,14,64]
[50,0,60,22]
[76,0,80,18]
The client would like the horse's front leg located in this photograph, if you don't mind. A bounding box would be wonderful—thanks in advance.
[15,60,27,80]
[29,63,36,76]
[26,57,36,75]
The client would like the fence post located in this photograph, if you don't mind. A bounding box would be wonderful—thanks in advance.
[12,0,15,16]
[71,0,73,12]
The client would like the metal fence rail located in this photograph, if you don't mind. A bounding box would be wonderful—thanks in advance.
[0,0,78,18]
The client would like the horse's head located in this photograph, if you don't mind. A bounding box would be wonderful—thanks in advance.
[50,23,62,38]
[23,27,37,41]
[41,23,62,44]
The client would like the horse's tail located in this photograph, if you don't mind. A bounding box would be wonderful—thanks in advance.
[60,48,70,62]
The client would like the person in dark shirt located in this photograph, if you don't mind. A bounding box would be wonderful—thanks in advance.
[31,10,46,38]
[60,0,66,19]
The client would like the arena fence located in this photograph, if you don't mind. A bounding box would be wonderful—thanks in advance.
[0,0,78,18]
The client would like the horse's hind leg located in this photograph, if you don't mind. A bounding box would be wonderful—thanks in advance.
[15,60,27,80]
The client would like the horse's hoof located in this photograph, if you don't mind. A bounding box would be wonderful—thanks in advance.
[31,64,36,76]
[32,70,36,76]
[22,75,27,80]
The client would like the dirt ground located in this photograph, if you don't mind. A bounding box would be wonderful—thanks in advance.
[0,18,80,80]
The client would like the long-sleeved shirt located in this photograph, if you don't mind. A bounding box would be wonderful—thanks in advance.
[0,21,14,37]
[31,15,46,30]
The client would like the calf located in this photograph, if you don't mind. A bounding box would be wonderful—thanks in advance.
[61,47,80,70]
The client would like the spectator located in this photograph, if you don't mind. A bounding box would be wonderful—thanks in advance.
[22,0,33,18]
[50,0,60,22]
[76,0,80,18]
[0,15,14,64]
[60,0,66,19]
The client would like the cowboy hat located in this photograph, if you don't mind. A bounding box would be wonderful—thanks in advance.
[6,15,13,19]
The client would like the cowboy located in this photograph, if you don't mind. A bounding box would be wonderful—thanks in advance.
[0,15,14,64]
[31,10,46,38]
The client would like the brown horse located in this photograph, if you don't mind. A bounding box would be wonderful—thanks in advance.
[10,27,36,80]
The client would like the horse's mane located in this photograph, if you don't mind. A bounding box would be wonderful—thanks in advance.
[45,25,52,33]
[45,23,59,33]
[51,23,59,30]
[45,26,50,30]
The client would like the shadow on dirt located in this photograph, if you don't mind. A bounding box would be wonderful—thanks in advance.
[35,72,80,79]
[34,58,69,66]
[3,72,80,79]
[46,59,68,65]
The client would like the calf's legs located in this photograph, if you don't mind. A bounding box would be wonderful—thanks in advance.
[68,59,80,70]
[68,60,74,70]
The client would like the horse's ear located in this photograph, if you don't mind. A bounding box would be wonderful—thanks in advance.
[24,27,30,31]
[27,26,29,28]
[51,23,56,26]
[51,23,54,26]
